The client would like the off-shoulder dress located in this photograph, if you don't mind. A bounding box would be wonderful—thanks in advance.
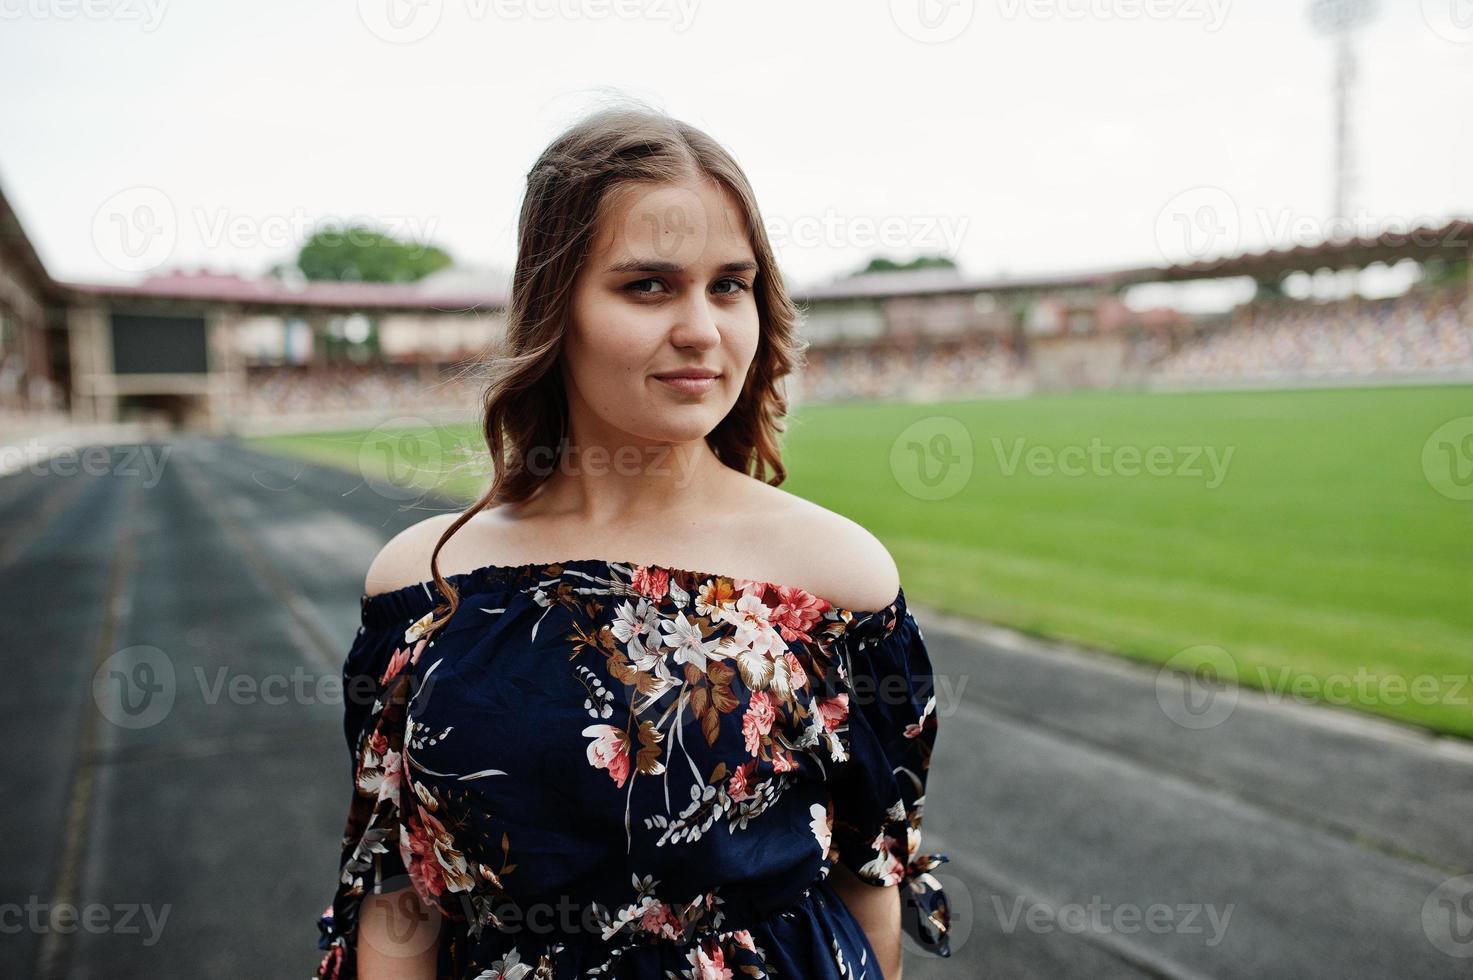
[313,556,951,979]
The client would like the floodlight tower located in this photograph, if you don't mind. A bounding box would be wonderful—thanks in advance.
[1309,0,1380,237]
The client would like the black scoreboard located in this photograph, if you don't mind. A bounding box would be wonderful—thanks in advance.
[110,312,209,374]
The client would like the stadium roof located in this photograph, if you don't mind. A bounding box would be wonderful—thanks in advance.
[63,269,508,314]
[791,264,1151,302]
[791,219,1472,301]
[1149,219,1473,283]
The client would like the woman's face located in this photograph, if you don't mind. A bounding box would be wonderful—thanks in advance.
[563,175,761,448]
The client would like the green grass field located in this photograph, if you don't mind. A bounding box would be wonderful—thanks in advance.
[251,384,1473,738]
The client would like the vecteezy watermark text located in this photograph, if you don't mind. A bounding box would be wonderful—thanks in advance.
[0,897,170,945]
[992,894,1235,945]
[0,442,170,487]
[996,0,1231,31]
[991,437,1234,488]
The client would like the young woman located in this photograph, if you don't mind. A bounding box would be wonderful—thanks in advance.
[313,105,952,980]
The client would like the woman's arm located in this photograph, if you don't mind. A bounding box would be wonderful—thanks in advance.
[356,887,440,980]
[830,861,904,979]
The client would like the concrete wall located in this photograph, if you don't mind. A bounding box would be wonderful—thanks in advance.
[0,237,55,414]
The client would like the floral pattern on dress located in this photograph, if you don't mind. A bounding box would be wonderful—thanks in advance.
[314,557,952,979]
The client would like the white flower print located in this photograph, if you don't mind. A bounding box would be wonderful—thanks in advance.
[472,946,533,979]
[659,609,727,672]
[810,802,832,854]
[611,597,659,647]
[626,632,681,700]
[357,748,401,804]
[723,594,788,661]
[813,801,836,854]
[403,609,436,643]
[687,941,735,980]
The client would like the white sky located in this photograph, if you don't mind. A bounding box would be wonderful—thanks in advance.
[1,0,1469,292]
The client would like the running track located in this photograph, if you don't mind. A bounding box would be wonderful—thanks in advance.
[4,435,1471,979]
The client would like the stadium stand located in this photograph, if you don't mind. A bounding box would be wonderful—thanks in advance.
[1146,285,1473,385]
[240,361,479,418]
[793,333,1026,403]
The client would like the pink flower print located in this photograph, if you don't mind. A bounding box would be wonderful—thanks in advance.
[358,747,403,804]
[817,693,849,732]
[727,759,758,802]
[402,811,448,897]
[639,900,681,940]
[689,939,733,980]
[316,944,343,980]
[771,586,828,642]
[407,636,428,666]
[742,691,776,755]
[772,749,796,773]
[731,578,768,602]
[402,803,474,896]
[783,651,807,690]
[425,804,473,892]
[632,565,670,602]
[725,594,786,661]
[858,831,907,886]
[380,644,411,685]
[582,723,632,788]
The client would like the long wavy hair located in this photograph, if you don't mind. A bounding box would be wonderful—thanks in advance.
[423,104,807,632]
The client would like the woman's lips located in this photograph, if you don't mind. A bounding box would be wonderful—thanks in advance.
[652,374,720,394]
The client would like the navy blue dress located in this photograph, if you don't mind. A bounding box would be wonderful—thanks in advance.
[314,557,951,979]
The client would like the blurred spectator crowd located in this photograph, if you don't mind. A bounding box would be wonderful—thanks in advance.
[793,334,1027,403]
[241,362,476,417]
[1148,286,1473,384]
[237,286,1472,417]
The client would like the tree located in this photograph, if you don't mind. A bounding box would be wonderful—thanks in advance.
[854,254,959,276]
[294,225,453,283]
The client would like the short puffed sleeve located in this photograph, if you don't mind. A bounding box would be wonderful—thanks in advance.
[313,594,438,980]
[824,586,952,958]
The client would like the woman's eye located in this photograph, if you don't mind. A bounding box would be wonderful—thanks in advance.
[625,278,667,296]
[624,277,753,298]
[713,277,753,295]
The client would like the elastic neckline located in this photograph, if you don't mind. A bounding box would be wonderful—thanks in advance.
[358,556,906,635]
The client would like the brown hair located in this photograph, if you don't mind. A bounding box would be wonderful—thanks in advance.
[423,102,806,632]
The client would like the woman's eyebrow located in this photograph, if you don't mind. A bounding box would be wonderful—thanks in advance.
[605,258,759,274]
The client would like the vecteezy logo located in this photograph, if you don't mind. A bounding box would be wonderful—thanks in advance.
[1155,645,1239,730]
[890,0,975,43]
[890,416,973,501]
[1422,0,1473,44]
[358,0,444,43]
[359,874,455,957]
[93,645,177,730]
[1154,186,1241,266]
[358,417,448,501]
[619,182,711,265]
[1422,417,1473,501]
[92,186,177,274]
[1422,874,1473,958]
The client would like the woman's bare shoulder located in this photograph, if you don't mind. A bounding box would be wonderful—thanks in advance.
[362,511,495,597]
[742,481,901,613]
